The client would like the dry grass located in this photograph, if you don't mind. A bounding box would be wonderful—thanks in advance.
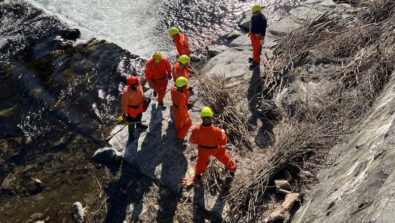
[198,76,255,150]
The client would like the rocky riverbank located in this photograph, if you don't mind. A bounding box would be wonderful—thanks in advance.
[1,0,393,222]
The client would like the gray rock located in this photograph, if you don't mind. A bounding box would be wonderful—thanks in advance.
[230,34,250,47]
[225,30,242,39]
[239,11,252,31]
[289,6,326,21]
[303,0,336,9]
[267,17,301,36]
[293,73,395,223]
[93,147,121,163]
[206,45,230,57]
[72,202,85,223]
[204,48,252,80]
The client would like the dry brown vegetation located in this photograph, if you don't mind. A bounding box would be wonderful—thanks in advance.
[199,0,394,221]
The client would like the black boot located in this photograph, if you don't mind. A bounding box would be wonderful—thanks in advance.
[136,123,148,130]
[158,102,166,110]
[249,61,259,70]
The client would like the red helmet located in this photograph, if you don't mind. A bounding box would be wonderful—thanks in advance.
[127,76,140,86]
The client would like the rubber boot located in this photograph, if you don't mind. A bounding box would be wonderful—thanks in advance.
[249,61,259,70]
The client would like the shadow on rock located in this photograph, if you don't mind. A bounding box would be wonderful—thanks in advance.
[156,118,188,222]
[104,161,151,223]
[247,65,277,148]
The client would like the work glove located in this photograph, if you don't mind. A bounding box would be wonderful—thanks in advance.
[167,73,172,80]
[122,114,129,121]
[186,103,193,110]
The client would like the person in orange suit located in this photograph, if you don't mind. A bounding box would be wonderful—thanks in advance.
[181,107,235,186]
[248,4,267,70]
[144,51,171,109]
[121,76,148,136]
[171,77,192,142]
[168,27,190,56]
[172,55,192,82]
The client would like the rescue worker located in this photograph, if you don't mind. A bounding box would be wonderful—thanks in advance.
[121,76,148,136]
[172,55,192,83]
[168,27,190,57]
[144,51,172,109]
[248,4,267,70]
[181,107,235,186]
[171,77,192,142]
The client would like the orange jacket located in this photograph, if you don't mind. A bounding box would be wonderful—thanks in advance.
[189,125,227,149]
[172,62,192,82]
[174,33,190,56]
[121,85,145,117]
[171,86,189,109]
[144,58,171,82]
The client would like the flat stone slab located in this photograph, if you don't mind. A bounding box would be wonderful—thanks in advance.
[267,17,301,36]
[230,34,250,47]
[204,48,252,80]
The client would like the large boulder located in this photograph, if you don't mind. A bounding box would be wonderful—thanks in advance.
[293,73,395,223]
[206,45,230,57]
[204,48,252,80]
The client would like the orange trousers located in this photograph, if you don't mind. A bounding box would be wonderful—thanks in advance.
[152,79,168,103]
[195,147,235,175]
[172,106,192,140]
[250,34,261,63]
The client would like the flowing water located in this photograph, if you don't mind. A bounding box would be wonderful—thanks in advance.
[0,0,302,222]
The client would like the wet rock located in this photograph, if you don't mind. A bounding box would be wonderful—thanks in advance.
[206,45,229,57]
[58,28,81,41]
[93,147,122,163]
[72,202,85,223]
[26,212,47,223]
[27,178,43,195]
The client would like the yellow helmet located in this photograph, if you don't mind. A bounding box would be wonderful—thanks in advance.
[178,55,190,65]
[201,107,213,118]
[153,51,162,63]
[168,27,180,37]
[175,77,188,88]
[252,4,262,13]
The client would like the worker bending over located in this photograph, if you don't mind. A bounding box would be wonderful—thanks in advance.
[169,27,190,57]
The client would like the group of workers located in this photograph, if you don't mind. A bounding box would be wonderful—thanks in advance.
[120,4,267,186]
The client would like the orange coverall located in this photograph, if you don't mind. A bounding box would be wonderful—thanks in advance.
[172,62,192,82]
[249,33,262,63]
[189,125,235,175]
[144,58,171,103]
[171,86,192,140]
[174,33,190,56]
[121,85,146,118]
